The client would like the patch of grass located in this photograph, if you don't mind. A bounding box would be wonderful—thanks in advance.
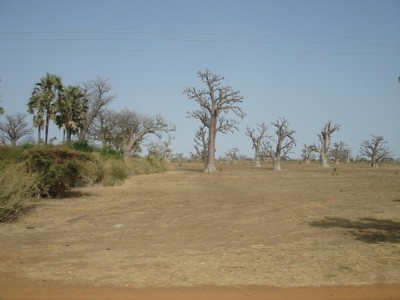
[101,159,129,186]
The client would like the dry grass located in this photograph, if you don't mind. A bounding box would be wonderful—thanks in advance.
[0,161,399,288]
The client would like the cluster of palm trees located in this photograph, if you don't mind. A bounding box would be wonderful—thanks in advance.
[27,73,87,144]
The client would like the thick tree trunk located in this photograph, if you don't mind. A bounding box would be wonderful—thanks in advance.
[254,147,261,168]
[321,152,330,168]
[205,112,217,173]
[273,155,281,171]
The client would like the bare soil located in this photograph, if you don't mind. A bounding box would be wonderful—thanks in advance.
[1,162,400,299]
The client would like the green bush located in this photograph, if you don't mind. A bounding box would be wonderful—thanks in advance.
[72,140,93,153]
[0,163,39,223]
[24,145,99,197]
[99,146,122,160]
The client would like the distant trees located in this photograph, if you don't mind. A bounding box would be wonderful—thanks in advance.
[54,85,86,142]
[108,109,173,159]
[28,73,63,144]
[312,121,340,167]
[264,118,296,171]
[185,70,245,173]
[0,113,32,146]
[79,77,114,141]
[301,144,316,163]
[246,122,268,168]
[329,141,351,164]
[359,135,391,167]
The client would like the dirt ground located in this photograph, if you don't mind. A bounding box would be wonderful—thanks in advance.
[1,162,400,299]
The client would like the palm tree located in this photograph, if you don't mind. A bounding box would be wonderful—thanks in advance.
[55,85,86,142]
[28,73,63,144]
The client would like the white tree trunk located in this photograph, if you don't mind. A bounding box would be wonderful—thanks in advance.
[321,152,330,168]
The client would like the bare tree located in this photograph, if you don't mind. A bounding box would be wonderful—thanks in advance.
[264,117,296,171]
[147,134,174,162]
[359,135,391,167]
[246,122,268,167]
[312,121,340,167]
[329,141,351,164]
[112,109,173,159]
[184,70,245,173]
[192,125,208,166]
[79,77,114,141]
[0,113,32,146]
[89,108,116,148]
[301,144,316,163]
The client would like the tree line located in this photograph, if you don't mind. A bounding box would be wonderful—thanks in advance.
[0,70,394,170]
[185,70,393,171]
[0,74,174,159]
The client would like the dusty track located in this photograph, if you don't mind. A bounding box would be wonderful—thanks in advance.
[1,162,400,299]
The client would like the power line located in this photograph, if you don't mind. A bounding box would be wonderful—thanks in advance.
[1,37,399,46]
[1,48,399,56]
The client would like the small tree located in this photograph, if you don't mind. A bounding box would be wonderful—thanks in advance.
[264,117,296,171]
[301,144,316,163]
[359,135,391,167]
[185,70,245,173]
[245,122,268,167]
[329,141,351,164]
[0,113,32,146]
[192,125,208,166]
[312,121,340,167]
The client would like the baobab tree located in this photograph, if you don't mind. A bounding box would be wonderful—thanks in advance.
[312,121,340,167]
[111,109,173,159]
[329,141,351,164]
[245,122,268,167]
[264,117,296,171]
[79,77,114,141]
[301,144,316,163]
[359,135,391,167]
[184,70,245,173]
[0,113,32,146]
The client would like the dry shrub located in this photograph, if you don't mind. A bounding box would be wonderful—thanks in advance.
[24,146,99,197]
[101,159,129,186]
[0,163,39,222]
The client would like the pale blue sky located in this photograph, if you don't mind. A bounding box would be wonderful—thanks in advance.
[0,0,399,159]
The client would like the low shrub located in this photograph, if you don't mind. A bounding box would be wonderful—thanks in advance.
[101,159,129,186]
[0,163,39,223]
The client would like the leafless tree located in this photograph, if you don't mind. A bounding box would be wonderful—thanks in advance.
[111,109,173,159]
[79,77,114,141]
[192,125,208,166]
[184,70,245,173]
[89,108,116,147]
[329,141,351,164]
[246,122,268,167]
[264,117,296,171]
[359,135,391,167]
[147,134,174,162]
[0,113,32,146]
[301,144,316,163]
[312,121,340,167]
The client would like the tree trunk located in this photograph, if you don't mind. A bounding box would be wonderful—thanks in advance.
[205,112,217,173]
[321,152,330,167]
[273,155,281,171]
[44,115,50,144]
[254,147,261,168]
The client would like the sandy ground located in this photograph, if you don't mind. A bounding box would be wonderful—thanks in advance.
[1,162,400,299]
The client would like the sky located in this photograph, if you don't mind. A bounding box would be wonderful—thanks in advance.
[0,0,399,159]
